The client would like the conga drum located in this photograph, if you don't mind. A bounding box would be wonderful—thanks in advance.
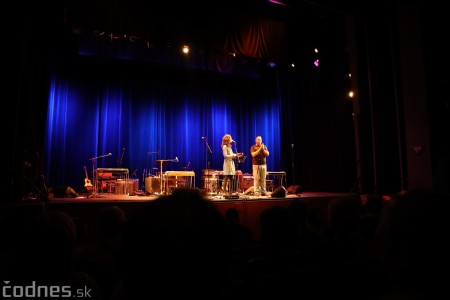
[115,179,126,195]
[127,179,139,196]
[201,169,217,192]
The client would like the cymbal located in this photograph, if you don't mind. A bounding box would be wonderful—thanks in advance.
[155,160,169,166]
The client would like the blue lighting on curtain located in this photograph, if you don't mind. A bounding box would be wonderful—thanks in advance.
[44,72,283,191]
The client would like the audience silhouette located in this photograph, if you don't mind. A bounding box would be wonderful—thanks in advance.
[373,188,449,299]
[74,205,127,299]
[2,187,447,300]
[111,188,232,300]
[3,208,102,298]
[224,207,254,248]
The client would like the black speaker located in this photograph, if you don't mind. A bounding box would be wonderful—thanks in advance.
[53,186,77,198]
[271,186,286,198]
[287,184,302,194]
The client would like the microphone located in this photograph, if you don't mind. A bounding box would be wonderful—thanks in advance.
[202,136,206,139]
[175,157,179,162]
[231,140,236,143]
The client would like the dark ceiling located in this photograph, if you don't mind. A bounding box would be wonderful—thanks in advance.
[67,0,356,60]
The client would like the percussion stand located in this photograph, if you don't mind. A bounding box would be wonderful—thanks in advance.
[155,157,179,194]
[155,159,170,194]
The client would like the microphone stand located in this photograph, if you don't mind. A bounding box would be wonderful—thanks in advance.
[88,152,112,198]
[119,148,125,167]
[203,138,212,170]
[233,142,239,193]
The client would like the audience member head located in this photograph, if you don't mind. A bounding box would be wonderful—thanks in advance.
[288,199,308,223]
[18,209,77,281]
[98,205,127,240]
[259,205,298,253]
[364,194,383,215]
[327,195,362,235]
[225,207,240,223]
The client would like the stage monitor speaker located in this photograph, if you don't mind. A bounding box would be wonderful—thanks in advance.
[53,186,77,198]
[271,186,286,198]
[287,184,302,194]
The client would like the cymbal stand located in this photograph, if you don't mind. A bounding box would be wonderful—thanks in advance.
[88,152,112,198]
[157,160,166,195]
[144,151,159,190]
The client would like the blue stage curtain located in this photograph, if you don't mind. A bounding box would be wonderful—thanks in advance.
[44,71,283,191]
